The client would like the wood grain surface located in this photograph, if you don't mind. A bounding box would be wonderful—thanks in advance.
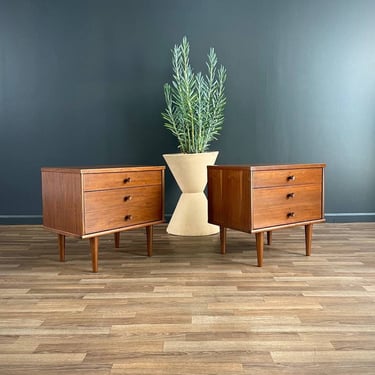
[0,223,374,374]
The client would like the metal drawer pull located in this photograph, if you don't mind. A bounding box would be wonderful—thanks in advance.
[287,175,296,181]
[287,212,295,218]
[287,192,295,199]
[124,215,133,221]
[123,177,131,183]
[123,195,132,202]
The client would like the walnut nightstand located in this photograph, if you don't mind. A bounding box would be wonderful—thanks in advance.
[207,163,325,266]
[41,165,165,272]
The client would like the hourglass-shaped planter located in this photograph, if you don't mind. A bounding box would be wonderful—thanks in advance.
[163,151,220,236]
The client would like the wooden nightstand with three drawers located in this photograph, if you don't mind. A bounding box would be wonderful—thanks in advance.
[41,165,165,272]
[207,164,325,266]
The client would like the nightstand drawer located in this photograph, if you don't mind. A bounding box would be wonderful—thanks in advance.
[253,168,322,188]
[252,184,322,229]
[83,171,162,191]
[84,185,162,233]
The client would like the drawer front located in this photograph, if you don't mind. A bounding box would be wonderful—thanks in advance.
[253,168,322,188]
[84,185,162,234]
[252,184,322,229]
[83,170,161,191]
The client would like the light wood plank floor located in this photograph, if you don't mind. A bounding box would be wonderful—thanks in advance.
[0,223,374,374]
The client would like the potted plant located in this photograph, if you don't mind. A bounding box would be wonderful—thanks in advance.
[162,36,227,236]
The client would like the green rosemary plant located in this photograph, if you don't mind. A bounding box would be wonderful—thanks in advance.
[162,37,227,153]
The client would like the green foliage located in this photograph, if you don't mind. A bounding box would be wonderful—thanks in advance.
[162,37,227,153]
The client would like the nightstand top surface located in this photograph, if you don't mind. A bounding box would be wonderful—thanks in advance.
[41,165,165,173]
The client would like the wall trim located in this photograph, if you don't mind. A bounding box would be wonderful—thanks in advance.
[1,213,374,225]
[0,215,43,225]
[325,213,375,223]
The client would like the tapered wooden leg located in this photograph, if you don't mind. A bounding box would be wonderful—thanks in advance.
[90,237,99,273]
[146,226,153,257]
[305,224,313,256]
[266,231,272,245]
[114,232,120,248]
[58,234,65,262]
[220,226,227,254]
[255,232,264,267]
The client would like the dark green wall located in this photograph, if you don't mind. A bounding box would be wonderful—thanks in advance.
[1,0,374,223]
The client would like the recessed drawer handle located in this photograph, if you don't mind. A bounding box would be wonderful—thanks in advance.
[123,195,132,202]
[287,193,295,199]
[287,212,295,218]
[123,177,131,183]
[124,215,133,221]
[287,175,296,181]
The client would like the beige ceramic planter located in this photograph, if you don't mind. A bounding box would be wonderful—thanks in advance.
[163,151,219,236]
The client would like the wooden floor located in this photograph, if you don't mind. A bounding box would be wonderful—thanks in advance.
[0,223,374,374]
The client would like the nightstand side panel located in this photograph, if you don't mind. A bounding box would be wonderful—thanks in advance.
[41,170,84,236]
[208,167,251,232]
[208,168,224,226]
